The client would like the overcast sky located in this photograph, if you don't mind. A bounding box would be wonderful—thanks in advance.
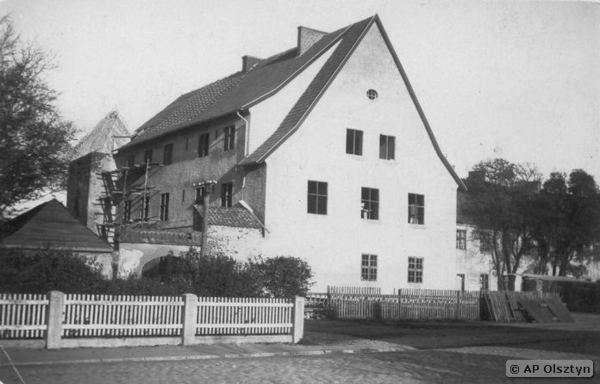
[1,0,599,181]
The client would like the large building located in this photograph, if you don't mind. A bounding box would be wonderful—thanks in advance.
[93,15,466,292]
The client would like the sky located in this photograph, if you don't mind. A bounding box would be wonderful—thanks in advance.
[1,0,599,182]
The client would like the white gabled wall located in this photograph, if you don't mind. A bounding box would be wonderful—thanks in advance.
[248,42,340,156]
[261,22,459,292]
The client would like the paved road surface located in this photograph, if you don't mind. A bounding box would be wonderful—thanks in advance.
[1,348,597,384]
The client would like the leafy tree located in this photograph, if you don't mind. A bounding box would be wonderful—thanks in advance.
[258,256,314,298]
[464,158,541,290]
[0,248,106,293]
[533,170,600,276]
[0,15,77,219]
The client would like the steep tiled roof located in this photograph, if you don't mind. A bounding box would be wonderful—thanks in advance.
[118,17,363,151]
[0,199,113,252]
[239,17,372,165]
[206,207,263,229]
[73,111,130,158]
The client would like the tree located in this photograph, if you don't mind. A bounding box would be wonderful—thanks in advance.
[464,158,541,290]
[533,170,600,276]
[0,248,106,293]
[0,15,76,219]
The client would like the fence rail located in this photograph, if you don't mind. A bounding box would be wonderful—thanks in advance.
[0,292,304,349]
[324,288,481,321]
[0,293,48,339]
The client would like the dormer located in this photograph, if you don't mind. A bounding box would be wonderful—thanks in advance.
[297,26,327,56]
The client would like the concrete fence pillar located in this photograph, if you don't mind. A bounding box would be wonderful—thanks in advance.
[292,296,305,343]
[45,291,65,349]
[182,293,198,346]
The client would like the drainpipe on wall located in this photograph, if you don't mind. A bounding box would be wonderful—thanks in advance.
[237,110,250,187]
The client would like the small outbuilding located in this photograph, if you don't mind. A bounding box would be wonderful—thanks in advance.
[0,199,115,277]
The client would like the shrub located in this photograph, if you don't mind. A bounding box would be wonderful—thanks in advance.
[0,247,106,293]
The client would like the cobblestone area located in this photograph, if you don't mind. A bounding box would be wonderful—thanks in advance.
[2,349,597,384]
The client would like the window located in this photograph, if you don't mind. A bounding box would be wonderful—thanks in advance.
[123,200,131,222]
[346,129,363,155]
[224,126,235,151]
[408,257,423,283]
[408,193,425,225]
[361,187,379,220]
[307,181,328,215]
[480,274,489,291]
[221,182,233,207]
[480,232,492,252]
[163,144,173,165]
[195,187,206,205]
[140,196,149,220]
[367,89,378,100]
[361,254,377,281]
[456,229,467,250]
[198,133,210,157]
[160,193,169,221]
[126,155,135,167]
[379,135,395,160]
[144,149,153,164]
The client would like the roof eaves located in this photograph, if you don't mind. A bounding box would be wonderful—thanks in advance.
[375,16,467,192]
[239,16,376,166]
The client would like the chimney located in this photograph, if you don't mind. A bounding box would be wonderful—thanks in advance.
[242,55,261,73]
[468,170,486,184]
[297,26,327,56]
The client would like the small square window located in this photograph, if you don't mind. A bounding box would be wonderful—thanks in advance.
[408,193,425,225]
[456,229,467,250]
[379,135,395,160]
[361,187,379,220]
[198,133,210,157]
[224,126,235,151]
[408,257,423,283]
[346,129,363,156]
[307,181,328,215]
[361,254,377,281]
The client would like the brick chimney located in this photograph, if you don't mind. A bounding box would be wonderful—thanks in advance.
[242,55,261,73]
[297,26,327,56]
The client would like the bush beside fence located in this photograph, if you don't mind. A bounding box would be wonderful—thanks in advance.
[0,291,304,349]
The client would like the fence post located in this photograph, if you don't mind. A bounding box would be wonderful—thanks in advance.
[455,290,461,319]
[292,296,305,343]
[45,291,65,350]
[182,293,198,346]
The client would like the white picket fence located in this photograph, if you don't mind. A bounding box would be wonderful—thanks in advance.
[0,293,48,339]
[62,294,183,338]
[0,292,304,348]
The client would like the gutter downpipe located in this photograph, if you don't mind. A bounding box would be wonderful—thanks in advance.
[237,110,250,188]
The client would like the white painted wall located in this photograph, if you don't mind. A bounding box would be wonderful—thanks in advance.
[259,23,460,292]
[455,224,498,291]
[247,42,339,156]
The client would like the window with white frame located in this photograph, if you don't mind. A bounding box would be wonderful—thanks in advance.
[408,193,425,225]
[346,129,363,156]
[379,134,395,160]
[480,274,489,291]
[307,180,328,215]
[408,257,423,283]
[361,187,379,220]
[361,254,377,281]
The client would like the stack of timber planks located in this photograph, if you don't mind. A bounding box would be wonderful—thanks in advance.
[481,291,574,323]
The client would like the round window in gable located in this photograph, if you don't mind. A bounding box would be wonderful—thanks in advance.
[367,89,378,100]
